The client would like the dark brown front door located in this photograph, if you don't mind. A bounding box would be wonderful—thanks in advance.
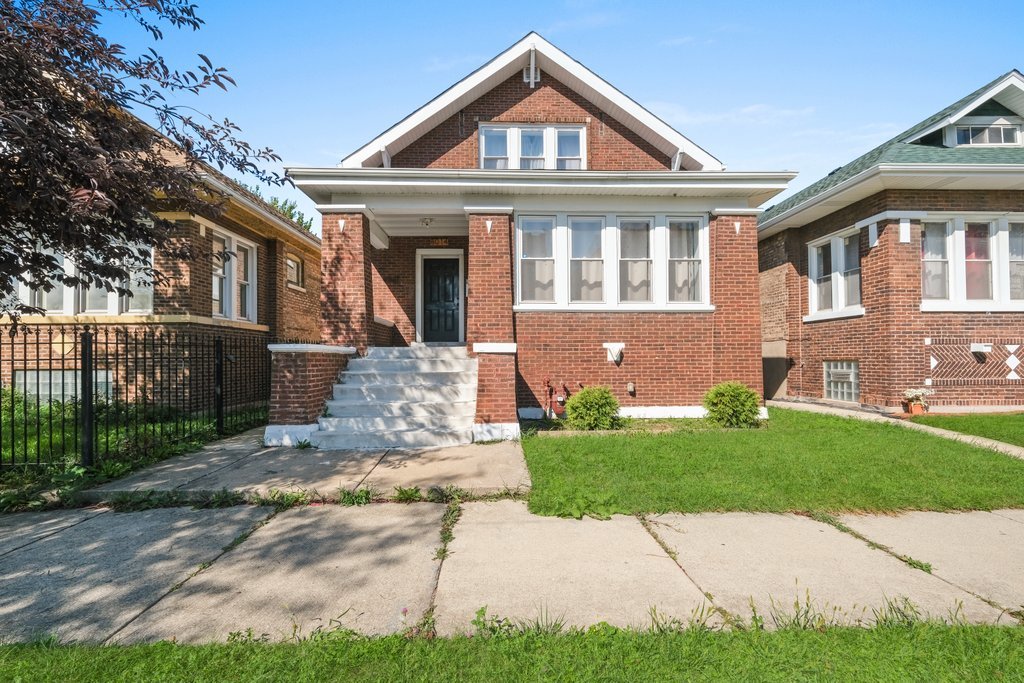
[422,258,460,342]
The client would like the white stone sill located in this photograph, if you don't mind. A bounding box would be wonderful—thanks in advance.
[802,307,865,324]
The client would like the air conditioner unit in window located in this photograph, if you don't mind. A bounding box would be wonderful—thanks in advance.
[522,66,540,83]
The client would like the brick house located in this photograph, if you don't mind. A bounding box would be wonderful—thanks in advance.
[272,33,794,447]
[759,70,1024,411]
[7,168,322,407]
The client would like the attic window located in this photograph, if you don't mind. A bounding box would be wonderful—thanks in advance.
[478,125,586,170]
[955,125,1019,145]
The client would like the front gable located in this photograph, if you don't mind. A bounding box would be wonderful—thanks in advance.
[391,70,671,170]
[341,32,722,172]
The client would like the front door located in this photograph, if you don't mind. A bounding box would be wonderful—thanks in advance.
[422,258,460,342]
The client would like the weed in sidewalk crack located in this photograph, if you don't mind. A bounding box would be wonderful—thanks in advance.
[809,512,933,573]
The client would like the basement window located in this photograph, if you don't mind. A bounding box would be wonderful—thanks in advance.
[823,360,859,403]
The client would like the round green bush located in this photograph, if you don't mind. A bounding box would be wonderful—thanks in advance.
[564,386,620,431]
[702,382,762,428]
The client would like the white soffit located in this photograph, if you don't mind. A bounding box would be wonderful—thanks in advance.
[339,32,723,172]
[905,71,1024,143]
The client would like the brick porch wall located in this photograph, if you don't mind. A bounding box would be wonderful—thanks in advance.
[467,214,518,424]
[760,189,1024,408]
[321,213,374,351]
[268,349,349,425]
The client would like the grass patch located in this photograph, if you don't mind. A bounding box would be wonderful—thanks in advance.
[2,625,1023,682]
[910,412,1024,448]
[524,407,1024,517]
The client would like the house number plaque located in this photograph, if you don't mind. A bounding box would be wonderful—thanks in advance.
[429,238,449,247]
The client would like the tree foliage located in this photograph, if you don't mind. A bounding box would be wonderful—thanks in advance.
[244,185,314,232]
[0,0,286,321]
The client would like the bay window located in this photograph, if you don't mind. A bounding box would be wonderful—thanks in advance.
[515,213,710,310]
[479,125,586,170]
[518,216,555,303]
[806,228,863,320]
[919,216,1024,310]
[19,249,154,316]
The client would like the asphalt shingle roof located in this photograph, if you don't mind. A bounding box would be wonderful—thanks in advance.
[760,70,1024,226]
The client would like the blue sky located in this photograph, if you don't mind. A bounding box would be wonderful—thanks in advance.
[103,1,1024,234]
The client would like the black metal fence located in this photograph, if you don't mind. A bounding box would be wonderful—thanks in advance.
[0,325,271,468]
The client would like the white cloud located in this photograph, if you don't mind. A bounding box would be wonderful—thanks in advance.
[658,36,695,46]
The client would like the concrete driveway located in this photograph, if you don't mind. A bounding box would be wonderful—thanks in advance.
[1,502,1021,643]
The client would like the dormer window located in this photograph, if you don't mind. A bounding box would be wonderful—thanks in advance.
[478,125,586,170]
[956,124,1019,145]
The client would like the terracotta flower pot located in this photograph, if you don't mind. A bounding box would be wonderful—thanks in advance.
[903,402,926,415]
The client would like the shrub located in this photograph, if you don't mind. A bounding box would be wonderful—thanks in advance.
[703,382,762,428]
[564,386,620,431]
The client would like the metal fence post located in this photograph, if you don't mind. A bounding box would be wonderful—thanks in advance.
[80,328,94,468]
[214,337,224,436]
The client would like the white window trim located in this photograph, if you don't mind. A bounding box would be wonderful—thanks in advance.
[919,215,1024,312]
[805,227,864,322]
[18,250,155,316]
[211,229,258,323]
[478,124,587,170]
[285,253,306,291]
[513,212,713,312]
[946,116,1024,147]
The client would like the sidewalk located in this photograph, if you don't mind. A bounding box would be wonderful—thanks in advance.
[1,501,1020,643]
[82,431,531,503]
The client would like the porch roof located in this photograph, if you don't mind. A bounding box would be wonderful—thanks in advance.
[287,167,797,209]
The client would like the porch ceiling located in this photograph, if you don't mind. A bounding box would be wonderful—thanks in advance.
[374,211,469,237]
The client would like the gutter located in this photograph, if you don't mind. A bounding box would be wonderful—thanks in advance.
[758,162,1024,237]
[201,174,321,249]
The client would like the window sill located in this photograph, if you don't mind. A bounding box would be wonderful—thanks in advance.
[802,306,865,323]
[920,301,1024,313]
[286,283,307,293]
[513,304,715,313]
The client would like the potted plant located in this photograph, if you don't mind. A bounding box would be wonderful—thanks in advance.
[902,388,934,415]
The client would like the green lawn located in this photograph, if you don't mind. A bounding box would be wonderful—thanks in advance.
[911,412,1024,448]
[523,407,1024,517]
[3,626,1023,682]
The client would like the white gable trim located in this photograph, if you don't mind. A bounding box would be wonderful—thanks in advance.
[339,32,723,172]
[904,71,1024,144]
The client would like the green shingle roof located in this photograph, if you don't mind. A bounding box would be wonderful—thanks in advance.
[760,70,1024,226]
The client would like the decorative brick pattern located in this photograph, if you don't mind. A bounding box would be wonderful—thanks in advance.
[391,73,670,171]
[268,351,349,425]
[759,189,1024,407]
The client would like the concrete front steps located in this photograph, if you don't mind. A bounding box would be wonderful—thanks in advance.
[311,345,478,450]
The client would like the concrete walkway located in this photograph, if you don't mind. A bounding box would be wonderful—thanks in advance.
[1,502,1021,643]
[84,431,531,502]
[768,399,1024,461]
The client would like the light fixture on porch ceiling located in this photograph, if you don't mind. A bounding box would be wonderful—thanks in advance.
[420,217,433,227]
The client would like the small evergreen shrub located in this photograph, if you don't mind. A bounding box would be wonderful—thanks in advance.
[564,386,620,431]
[703,382,762,428]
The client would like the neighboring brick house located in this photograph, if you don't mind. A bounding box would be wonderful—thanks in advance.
[6,165,322,409]
[14,172,321,342]
[758,70,1024,411]
[275,32,794,447]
